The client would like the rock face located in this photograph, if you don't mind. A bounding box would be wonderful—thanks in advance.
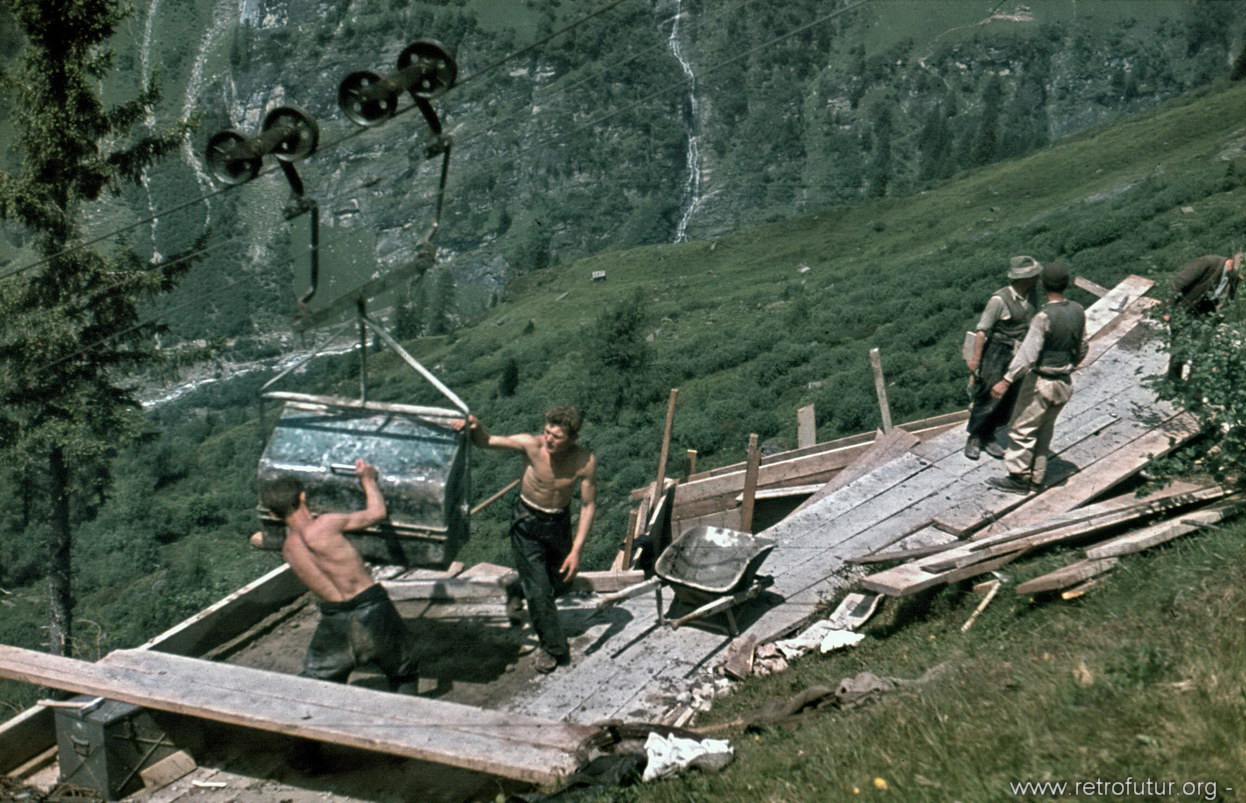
[119,0,1238,343]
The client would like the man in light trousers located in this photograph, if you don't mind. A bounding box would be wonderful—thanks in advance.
[987,263,1087,494]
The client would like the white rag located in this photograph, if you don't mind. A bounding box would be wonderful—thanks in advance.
[642,732,734,782]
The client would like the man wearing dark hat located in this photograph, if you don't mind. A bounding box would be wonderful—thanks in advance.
[1165,251,1241,381]
[987,263,1087,494]
[963,255,1041,460]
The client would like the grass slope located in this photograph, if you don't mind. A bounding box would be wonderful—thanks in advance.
[622,518,1246,801]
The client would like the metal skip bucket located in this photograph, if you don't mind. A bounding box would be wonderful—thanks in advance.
[255,393,468,567]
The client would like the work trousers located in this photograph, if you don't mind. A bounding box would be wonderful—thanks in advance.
[967,339,1021,444]
[301,583,419,692]
[510,499,573,658]
[1003,373,1073,485]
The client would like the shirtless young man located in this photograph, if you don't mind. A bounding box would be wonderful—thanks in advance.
[260,459,419,692]
[456,405,598,673]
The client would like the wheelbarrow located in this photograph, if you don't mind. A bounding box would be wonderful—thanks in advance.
[597,526,776,635]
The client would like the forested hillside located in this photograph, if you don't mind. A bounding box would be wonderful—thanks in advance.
[1,0,1246,720]
[0,0,1239,350]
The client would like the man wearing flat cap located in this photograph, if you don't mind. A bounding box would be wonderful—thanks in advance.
[963,255,1041,460]
[987,262,1087,494]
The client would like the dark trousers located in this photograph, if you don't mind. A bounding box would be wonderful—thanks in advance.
[301,583,419,691]
[967,339,1021,443]
[510,499,573,658]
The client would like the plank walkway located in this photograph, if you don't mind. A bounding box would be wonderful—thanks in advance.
[504,279,1185,722]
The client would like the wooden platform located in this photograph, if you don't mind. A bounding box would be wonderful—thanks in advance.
[0,646,596,786]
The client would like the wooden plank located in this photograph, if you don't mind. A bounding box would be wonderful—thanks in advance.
[1084,500,1243,559]
[470,478,520,516]
[796,405,817,449]
[573,570,649,594]
[685,449,698,477]
[649,388,680,509]
[966,486,1230,564]
[383,576,515,602]
[739,434,761,533]
[1074,275,1110,297]
[791,427,918,516]
[141,750,198,789]
[661,408,967,491]
[0,704,55,774]
[869,348,893,433]
[138,563,306,657]
[722,635,757,680]
[0,646,594,785]
[870,480,1211,594]
[861,550,1023,597]
[1015,558,1119,595]
[1082,274,1154,336]
[985,412,1201,533]
[735,483,823,502]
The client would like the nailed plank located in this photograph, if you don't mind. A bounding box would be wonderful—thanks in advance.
[1015,558,1119,595]
[1082,274,1154,336]
[1084,499,1243,559]
[790,427,918,516]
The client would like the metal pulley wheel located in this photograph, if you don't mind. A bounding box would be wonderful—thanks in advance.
[338,70,397,127]
[264,106,320,163]
[397,39,456,99]
[205,130,261,185]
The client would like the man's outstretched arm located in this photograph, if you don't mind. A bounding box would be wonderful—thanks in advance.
[454,414,530,452]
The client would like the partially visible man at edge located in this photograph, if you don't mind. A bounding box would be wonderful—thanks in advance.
[1165,251,1241,381]
[455,405,597,674]
[260,459,419,693]
[963,255,1041,460]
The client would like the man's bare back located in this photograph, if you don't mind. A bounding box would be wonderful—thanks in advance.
[278,459,387,603]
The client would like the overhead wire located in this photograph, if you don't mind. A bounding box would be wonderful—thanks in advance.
[25,0,882,373]
[0,0,644,286]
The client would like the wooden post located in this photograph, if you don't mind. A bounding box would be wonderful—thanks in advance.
[739,434,761,533]
[650,389,680,509]
[869,347,893,434]
[617,507,640,569]
[796,404,816,449]
[469,478,521,516]
[685,449,698,478]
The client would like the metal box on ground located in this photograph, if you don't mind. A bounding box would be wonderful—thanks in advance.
[256,394,469,567]
[54,697,175,801]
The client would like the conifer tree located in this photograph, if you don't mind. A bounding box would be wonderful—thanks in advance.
[0,0,191,656]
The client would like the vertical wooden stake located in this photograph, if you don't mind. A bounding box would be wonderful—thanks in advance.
[739,433,761,533]
[869,347,893,434]
[616,507,640,570]
[649,388,680,509]
[685,449,698,478]
[796,404,816,449]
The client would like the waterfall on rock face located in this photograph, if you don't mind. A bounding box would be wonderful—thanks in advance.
[668,0,704,243]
